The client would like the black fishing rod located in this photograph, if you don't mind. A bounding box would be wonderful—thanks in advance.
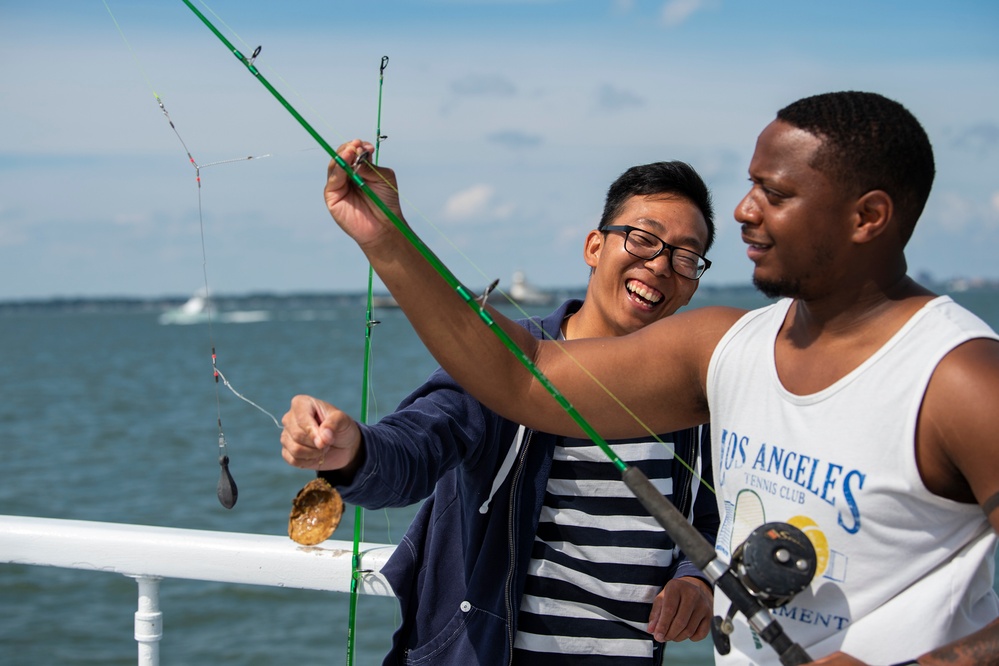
[626,470,816,663]
[177,2,817,662]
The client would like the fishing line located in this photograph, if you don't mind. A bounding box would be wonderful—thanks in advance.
[110,0,700,513]
[176,0,669,544]
[184,6,393,651]
[196,0,355,159]
[172,0,711,505]
[178,4,813,661]
[214,368,281,429]
[105,0,283,510]
[223,22,708,488]
[193,6,397,653]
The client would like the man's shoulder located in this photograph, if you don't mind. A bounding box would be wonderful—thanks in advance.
[649,304,754,356]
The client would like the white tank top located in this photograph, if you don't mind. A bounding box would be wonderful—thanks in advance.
[706,296,998,664]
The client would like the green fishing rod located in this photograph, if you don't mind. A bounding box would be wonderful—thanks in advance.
[346,54,391,666]
[178,0,627,471]
[179,2,815,663]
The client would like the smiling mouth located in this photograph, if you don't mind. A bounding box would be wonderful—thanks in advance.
[626,279,663,305]
[742,235,771,250]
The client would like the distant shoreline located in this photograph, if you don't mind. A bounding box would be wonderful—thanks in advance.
[1,279,996,315]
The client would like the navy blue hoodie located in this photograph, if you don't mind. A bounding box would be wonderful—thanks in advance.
[323,300,719,665]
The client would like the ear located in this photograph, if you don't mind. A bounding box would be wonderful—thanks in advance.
[583,229,604,270]
[851,190,894,244]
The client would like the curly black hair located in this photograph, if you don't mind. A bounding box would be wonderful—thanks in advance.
[777,91,935,244]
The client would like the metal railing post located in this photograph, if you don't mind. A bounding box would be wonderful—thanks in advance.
[130,575,163,666]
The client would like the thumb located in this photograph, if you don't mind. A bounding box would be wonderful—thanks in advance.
[647,589,665,635]
[316,406,357,448]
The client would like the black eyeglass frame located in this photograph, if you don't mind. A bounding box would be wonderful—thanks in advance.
[600,225,712,280]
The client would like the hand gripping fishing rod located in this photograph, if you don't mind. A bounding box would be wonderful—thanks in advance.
[179,2,815,662]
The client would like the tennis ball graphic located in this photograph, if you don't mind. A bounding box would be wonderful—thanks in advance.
[787,515,829,577]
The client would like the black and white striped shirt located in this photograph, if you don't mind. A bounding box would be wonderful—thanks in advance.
[513,437,686,665]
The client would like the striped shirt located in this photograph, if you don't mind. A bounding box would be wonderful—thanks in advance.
[513,437,681,665]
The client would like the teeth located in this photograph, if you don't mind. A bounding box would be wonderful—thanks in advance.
[627,280,662,304]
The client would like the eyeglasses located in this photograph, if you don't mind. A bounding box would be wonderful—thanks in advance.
[601,225,711,280]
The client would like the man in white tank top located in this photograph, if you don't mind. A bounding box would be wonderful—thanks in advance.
[321,90,999,665]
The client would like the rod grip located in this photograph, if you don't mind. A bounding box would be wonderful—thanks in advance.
[621,465,716,567]
[622,465,812,666]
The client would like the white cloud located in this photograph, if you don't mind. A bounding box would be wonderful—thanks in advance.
[926,190,999,233]
[930,191,974,232]
[4,0,999,298]
[0,226,28,248]
[486,130,543,148]
[443,184,496,220]
[493,201,517,219]
[613,0,636,14]
[595,83,645,112]
[660,0,709,27]
[112,212,153,227]
[450,74,517,97]
[949,122,999,157]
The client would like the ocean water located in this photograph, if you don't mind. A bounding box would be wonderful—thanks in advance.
[1,287,997,665]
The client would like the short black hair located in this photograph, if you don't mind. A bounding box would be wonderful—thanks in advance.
[598,161,715,253]
[777,91,935,244]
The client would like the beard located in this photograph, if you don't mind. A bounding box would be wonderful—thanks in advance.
[752,244,836,300]
[753,275,802,300]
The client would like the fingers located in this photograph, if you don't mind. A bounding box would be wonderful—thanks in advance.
[280,394,362,472]
[279,441,326,470]
[647,577,713,643]
[322,139,404,247]
[309,396,332,446]
[280,394,332,469]
[325,140,376,195]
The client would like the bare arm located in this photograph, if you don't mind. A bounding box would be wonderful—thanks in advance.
[807,619,999,665]
[919,336,999,529]
[902,337,999,664]
[323,140,738,438]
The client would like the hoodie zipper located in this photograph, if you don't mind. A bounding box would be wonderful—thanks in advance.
[503,428,534,665]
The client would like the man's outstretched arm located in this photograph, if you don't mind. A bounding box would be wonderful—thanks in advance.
[323,139,734,438]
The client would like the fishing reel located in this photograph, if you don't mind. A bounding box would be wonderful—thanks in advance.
[711,522,817,656]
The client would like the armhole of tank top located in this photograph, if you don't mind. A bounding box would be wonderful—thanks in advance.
[706,302,788,401]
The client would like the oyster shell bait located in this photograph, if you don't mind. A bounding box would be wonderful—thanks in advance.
[288,478,344,545]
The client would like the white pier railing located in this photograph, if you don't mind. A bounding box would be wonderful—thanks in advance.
[0,515,396,666]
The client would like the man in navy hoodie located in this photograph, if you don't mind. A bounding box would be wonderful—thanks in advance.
[281,160,720,665]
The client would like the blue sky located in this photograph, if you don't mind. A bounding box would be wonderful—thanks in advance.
[1,0,997,300]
